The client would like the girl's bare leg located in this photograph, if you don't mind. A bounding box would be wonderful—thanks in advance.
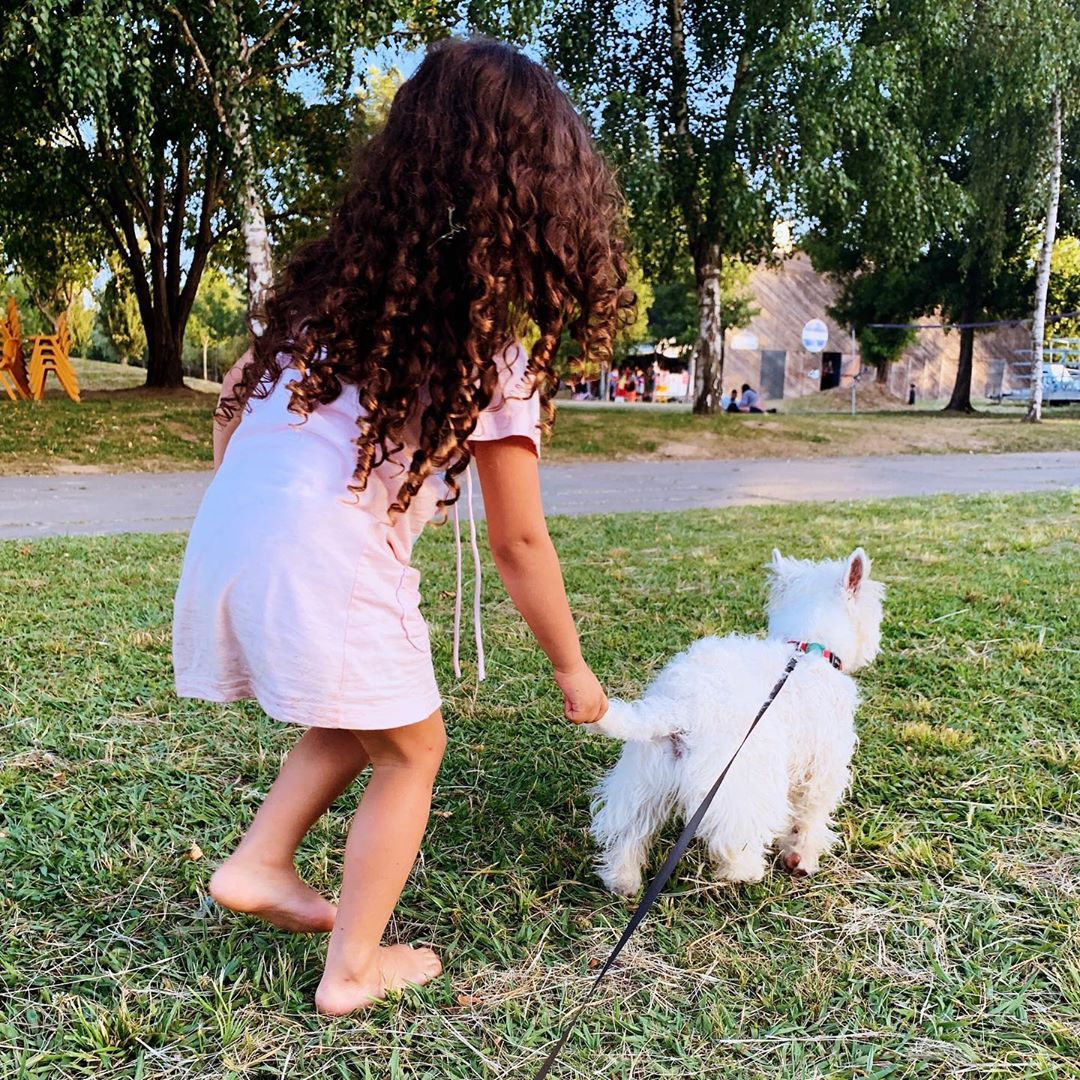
[210,728,371,932]
[315,710,446,1014]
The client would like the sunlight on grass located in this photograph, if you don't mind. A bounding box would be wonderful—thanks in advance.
[3,393,1080,475]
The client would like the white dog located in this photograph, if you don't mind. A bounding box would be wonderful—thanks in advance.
[589,548,884,895]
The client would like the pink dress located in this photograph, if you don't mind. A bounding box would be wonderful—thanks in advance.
[172,341,540,730]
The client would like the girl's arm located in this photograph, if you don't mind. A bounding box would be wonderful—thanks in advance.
[471,436,607,724]
[213,348,254,470]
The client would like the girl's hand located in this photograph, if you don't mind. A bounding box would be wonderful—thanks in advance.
[554,664,608,725]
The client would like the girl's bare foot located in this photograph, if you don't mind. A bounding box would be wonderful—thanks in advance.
[209,857,336,933]
[315,944,443,1015]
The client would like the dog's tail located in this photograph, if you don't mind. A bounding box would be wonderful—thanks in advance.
[588,697,680,742]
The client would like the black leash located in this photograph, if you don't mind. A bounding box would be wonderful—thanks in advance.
[532,653,802,1079]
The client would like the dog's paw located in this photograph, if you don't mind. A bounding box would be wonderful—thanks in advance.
[714,855,766,884]
[780,849,813,878]
[779,825,837,878]
[598,864,642,897]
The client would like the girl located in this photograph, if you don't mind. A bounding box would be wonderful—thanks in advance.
[172,37,632,1016]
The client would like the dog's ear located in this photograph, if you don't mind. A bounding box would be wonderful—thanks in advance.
[769,548,784,571]
[845,548,870,595]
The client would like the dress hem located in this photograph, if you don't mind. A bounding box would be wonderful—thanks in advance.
[175,681,442,731]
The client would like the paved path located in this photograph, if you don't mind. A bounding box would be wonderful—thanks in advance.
[1,451,1077,540]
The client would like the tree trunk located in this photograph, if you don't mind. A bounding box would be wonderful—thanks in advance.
[945,316,976,413]
[875,359,889,384]
[1026,93,1062,424]
[236,113,274,329]
[693,245,723,414]
[144,310,185,389]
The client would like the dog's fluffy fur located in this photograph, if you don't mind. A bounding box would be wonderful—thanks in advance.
[589,548,884,895]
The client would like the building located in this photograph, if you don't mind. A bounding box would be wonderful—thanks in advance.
[716,252,1032,403]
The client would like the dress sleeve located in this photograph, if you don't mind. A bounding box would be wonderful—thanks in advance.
[469,341,542,456]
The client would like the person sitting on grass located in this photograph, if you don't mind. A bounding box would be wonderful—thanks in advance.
[171,36,623,1016]
[738,383,765,413]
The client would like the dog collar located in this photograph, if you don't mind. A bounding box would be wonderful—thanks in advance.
[788,640,844,672]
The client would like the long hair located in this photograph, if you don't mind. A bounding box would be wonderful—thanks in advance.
[219,36,635,514]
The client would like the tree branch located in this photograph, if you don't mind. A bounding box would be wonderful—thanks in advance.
[247,2,301,58]
[178,150,224,324]
[666,0,703,256]
[98,133,155,236]
[244,50,336,82]
[99,180,155,335]
[167,133,190,305]
[167,4,233,137]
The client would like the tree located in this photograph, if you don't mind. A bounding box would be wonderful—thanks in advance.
[0,4,492,388]
[0,155,102,329]
[186,266,246,380]
[649,261,757,349]
[160,4,540,318]
[98,257,148,366]
[648,258,757,399]
[1027,94,1063,422]
[817,267,920,384]
[67,292,96,358]
[543,0,829,413]
[2,6,235,387]
[802,0,1079,412]
[1046,235,1080,343]
[212,66,402,280]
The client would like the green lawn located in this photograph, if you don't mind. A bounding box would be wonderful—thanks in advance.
[3,390,1080,475]
[2,493,1079,1078]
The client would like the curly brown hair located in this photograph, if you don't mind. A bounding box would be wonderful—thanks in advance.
[219,35,635,515]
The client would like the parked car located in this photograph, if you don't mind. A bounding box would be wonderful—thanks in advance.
[999,363,1080,405]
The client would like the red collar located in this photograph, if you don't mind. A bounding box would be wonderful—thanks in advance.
[788,640,844,672]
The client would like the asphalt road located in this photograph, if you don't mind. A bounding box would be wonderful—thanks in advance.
[1,451,1076,541]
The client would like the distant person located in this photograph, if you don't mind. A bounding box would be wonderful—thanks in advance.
[725,387,740,413]
[739,383,764,413]
[608,366,619,401]
[908,382,917,406]
[645,364,657,401]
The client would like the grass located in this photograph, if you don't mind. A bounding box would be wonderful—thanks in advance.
[3,388,1080,475]
[62,358,223,396]
[2,491,1079,1078]
[550,404,1080,461]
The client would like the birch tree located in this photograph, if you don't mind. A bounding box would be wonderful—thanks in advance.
[160,3,421,323]
[1026,94,1063,424]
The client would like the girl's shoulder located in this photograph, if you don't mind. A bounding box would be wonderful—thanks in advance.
[472,340,541,453]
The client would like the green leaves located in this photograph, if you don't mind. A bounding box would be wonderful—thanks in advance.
[801,0,1080,406]
[543,0,824,269]
[1,2,495,387]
